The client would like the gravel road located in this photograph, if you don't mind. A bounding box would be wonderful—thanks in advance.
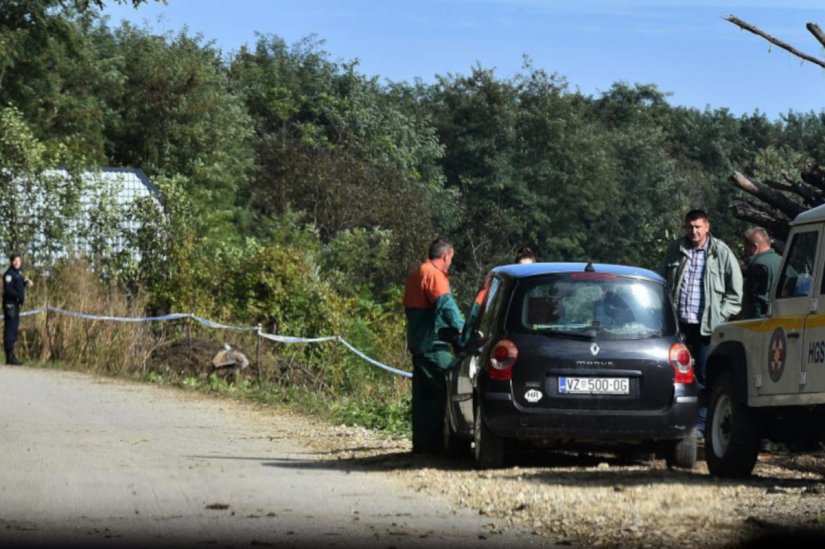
[3,366,825,548]
[0,367,544,549]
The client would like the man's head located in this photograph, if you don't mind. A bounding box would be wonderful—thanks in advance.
[683,209,710,249]
[428,239,454,272]
[9,253,21,270]
[514,246,536,264]
[743,227,771,257]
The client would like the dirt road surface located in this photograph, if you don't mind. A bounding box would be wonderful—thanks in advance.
[0,367,546,549]
[4,367,825,548]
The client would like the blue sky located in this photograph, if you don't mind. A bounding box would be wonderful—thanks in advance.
[103,0,825,119]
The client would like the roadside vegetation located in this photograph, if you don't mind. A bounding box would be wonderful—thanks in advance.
[3,1,825,437]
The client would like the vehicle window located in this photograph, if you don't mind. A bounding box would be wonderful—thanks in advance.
[512,274,676,340]
[477,277,503,337]
[777,230,818,299]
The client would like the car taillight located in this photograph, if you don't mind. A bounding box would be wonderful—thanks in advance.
[669,342,694,384]
[489,339,518,380]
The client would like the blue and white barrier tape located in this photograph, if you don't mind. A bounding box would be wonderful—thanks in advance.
[191,315,257,332]
[259,332,338,344]
[46,306,190,323]
[337,336,413,378]
[18,306,412,378]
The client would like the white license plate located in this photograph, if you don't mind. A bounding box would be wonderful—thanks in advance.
[558,377,629,395]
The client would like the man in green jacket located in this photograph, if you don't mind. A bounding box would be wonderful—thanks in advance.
[661,210,743,432]
[403,239,464,454]
[741,227,782,319]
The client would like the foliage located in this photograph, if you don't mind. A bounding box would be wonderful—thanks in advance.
[94,22,255,218]
[8,4,825,437]
[229,35,453,291]
[0,107,85,264]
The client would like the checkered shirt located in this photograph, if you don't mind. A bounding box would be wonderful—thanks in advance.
[678,245,707,324]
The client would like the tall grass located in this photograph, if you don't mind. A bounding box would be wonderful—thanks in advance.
[19,258,155,374]
[16,258,412,436]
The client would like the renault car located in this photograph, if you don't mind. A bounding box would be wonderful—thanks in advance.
[443,262,698,468]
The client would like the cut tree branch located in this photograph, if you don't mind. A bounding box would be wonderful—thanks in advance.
[725,14,825,70]
[729,171,807,220]
[729,199,790,242]
[764,177,823,207]
[801,163,825,192]
[807,22,825,49]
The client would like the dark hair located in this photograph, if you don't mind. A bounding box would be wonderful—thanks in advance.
[684,209,709,223]
[428,239,453,260]
[9,253,20,264]
[514,246,536,263]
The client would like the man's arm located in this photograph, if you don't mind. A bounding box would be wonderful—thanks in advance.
[720,252,744,320]
[434,293,464,332]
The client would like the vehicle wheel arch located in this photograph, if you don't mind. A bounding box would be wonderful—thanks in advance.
[706,341,748,404]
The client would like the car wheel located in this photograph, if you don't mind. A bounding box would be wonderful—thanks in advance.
[665,430,697,469]
[473,400,504,468]
[443,396,470,458]
[705,370,760,478]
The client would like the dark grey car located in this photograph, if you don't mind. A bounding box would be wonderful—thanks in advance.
[443,262,699,468]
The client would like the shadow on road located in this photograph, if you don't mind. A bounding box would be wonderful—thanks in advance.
[191,445,825,489]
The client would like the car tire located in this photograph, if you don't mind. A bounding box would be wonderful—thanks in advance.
[443,396,470,458]
[473,400,504,468]
[705,369,760,478]
[665,430,697,469]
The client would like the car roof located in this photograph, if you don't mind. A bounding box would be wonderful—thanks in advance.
[791,203,825,226]
[490,262,664,283]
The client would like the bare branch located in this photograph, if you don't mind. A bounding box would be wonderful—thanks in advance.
[725,14,825,69]
[807,22,825,49]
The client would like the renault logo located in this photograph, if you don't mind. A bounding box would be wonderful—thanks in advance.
[590,343,600,356]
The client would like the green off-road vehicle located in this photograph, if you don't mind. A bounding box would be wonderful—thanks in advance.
[706,204,825,477]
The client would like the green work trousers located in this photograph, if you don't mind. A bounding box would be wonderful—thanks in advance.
[411,349,454,452]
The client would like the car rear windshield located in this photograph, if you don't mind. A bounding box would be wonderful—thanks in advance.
[511,273,677,340]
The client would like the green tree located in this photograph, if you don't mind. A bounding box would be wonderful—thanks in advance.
[0,1,162,160]
[0,107,84,265]
[229,35,451,295]
[95,23,254,219]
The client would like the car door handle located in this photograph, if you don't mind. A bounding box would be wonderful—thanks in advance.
[787,332,800,339]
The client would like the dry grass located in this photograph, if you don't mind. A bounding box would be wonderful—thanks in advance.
[17,258,156,374]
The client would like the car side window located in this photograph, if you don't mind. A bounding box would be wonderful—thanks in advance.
[777,230,818,299]
[477,277,503,337]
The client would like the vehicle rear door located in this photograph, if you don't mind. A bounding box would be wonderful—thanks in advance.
[508,274,675,412]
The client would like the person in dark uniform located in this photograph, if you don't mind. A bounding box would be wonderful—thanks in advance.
[3,253,32,365]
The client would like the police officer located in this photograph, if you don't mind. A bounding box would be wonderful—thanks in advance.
[3,253,31,365]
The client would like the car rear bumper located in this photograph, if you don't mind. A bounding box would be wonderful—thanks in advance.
[481,391,698,442]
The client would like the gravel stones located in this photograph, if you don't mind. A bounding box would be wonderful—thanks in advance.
[270,411,825,547]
